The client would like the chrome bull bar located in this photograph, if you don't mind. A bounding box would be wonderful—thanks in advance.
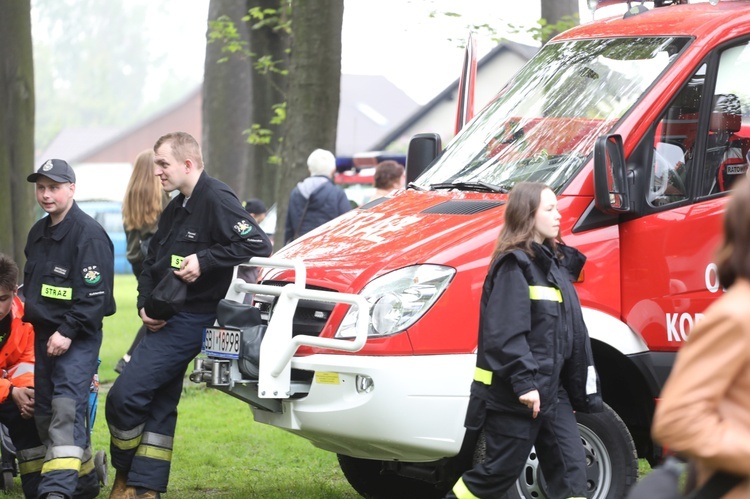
[193,256,370,401]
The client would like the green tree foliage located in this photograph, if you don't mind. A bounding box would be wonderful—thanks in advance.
[436,0,579,47]
[273,0,343,250]
[0,0,36,265]
[540,0,579,43]
[203,0,255,201]
[204,0,289,204]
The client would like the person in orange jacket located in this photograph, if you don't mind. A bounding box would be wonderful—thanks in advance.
[0,253,44,498]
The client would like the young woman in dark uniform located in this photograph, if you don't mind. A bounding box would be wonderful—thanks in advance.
[448,182,602,499]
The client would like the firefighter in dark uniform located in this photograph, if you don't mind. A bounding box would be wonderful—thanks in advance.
[106,132,272,499]
[447,182,602,499]
[23,159,116,499]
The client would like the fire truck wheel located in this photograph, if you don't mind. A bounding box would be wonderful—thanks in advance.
[337,454,446,499]
[473,403,638,499]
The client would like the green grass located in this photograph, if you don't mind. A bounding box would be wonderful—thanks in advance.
[3,274,652,497]
[4,275,358,498]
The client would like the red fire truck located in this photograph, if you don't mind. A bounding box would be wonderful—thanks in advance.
[192,2,750,497]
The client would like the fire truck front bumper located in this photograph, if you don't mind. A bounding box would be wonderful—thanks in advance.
[251,353,475,462]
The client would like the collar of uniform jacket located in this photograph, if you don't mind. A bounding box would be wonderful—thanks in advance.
[531,242,555,276]
[558,244,586,281]
[32,201,83,243]
[173,170,209,214]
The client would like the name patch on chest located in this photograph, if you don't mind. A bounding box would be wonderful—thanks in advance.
[52,266,69,278]
[41,284,72,300]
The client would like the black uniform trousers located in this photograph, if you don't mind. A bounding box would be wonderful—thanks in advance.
[448,390,587,499]
[34,328,101,499]
[106,311,215,492]
[0,398,44,498]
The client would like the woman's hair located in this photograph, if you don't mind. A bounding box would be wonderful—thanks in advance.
[716,178,750,288]
[490,181,557,263]
[122,149,163,231]
[374,160,405,190]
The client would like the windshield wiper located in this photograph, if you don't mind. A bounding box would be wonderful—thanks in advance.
[430,181,508,193]
[407,182,426,191]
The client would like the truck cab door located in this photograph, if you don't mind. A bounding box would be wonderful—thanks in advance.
[619,41,750,377]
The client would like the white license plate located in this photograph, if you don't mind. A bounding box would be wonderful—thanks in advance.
[202,327,241,359]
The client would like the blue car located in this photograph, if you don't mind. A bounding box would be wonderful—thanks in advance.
[77,201,131,275]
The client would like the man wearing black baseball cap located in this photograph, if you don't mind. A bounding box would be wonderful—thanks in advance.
[26,158,77,184]
[23,158,115,499]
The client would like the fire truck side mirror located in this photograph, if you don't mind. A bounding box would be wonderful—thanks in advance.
[406,133,442,185]
[594,134,631,214]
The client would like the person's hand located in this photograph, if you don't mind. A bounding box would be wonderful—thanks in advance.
[47,331,72,357]
[140,307,167,332]
[12,387,35,419]
[519,389,541,419]
[174,254,201,283]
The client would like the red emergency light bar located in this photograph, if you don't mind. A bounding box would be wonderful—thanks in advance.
[335,152,406,173]
[588,0,690,10]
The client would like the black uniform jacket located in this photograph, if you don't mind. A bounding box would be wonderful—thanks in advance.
[23,201,116,339]
[469,242,602,426]
[138,171,273,315]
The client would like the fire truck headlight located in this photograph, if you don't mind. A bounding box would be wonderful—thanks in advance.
[336,265,456,338]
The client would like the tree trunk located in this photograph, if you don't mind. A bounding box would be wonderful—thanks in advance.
[274,0,343,251]
[203,0,253,199]
[541,0,579,43]
[247,0,289,208]
[0,0,35,267]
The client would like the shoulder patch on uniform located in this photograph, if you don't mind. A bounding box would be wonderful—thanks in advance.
[82,265,102,286]
[233,219,253,237]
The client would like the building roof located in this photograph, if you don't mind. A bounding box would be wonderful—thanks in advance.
[337,74,419,155]
[370,40,537,151]
[38,42,535,165]
[38,126,123,165]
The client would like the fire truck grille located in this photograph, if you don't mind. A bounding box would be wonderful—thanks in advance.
[254,280,336,337]
[421,200,504,215]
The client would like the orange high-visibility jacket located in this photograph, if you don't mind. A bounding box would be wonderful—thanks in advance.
[0,296,35,402]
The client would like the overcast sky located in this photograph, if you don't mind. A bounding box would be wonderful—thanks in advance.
[31,0,604,109]
[140,0,601,105]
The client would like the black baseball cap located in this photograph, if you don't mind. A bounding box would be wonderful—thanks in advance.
[244,199,267,215]
[27,159,76,184]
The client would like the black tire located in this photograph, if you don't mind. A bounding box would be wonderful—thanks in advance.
[473,403,638,499]
[337,455,447,499]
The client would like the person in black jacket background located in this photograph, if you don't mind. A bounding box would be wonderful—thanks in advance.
[284,148,351,244]
[447,181,602,499]
[24,159,116,499]
[105,132,272,499]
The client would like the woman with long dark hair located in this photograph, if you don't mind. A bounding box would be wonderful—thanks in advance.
[115,149,168,373]
[447,182,601,499]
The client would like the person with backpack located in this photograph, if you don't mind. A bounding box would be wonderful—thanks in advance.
[284,149,351,245]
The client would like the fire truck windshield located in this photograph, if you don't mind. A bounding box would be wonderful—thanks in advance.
[417,36,690,193]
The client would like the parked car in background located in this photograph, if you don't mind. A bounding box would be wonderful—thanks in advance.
[77,200,131,274]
